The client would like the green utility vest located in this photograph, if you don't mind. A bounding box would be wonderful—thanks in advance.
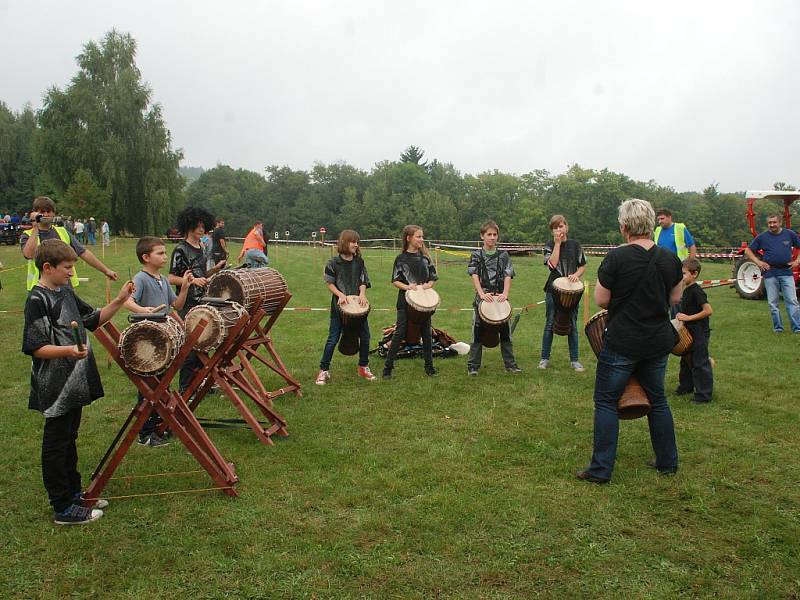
[654,223,689,260]
[26,226,80,290]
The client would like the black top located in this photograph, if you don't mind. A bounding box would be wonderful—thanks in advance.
[324,255,371,314]
[170,240,207,315]
[211,227,227,259]
[22,286,103,417]
[466,249,515,294]
[598,244,682,360]
[543,239,587,293]
[391,251,438,309]
[680,282,710,335]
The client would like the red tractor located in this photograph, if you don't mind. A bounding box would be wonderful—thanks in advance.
[733,190,800,299]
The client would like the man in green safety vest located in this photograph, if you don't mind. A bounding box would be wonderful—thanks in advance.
[21,196,118,291]
[653,208,697,260]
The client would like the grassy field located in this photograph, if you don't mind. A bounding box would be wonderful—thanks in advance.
[0,238,798,599]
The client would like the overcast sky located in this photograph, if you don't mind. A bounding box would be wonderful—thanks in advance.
[2,1,798,192]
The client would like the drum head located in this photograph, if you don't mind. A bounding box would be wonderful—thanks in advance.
[184,305,225,352]
[405,288,440,311]
[552,277,585,293]
[339,295,370,318]
[478,299,512,324]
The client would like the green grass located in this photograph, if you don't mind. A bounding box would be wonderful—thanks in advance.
[1,239,799,599]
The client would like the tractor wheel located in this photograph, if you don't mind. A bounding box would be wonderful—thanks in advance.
[733,256,765,300]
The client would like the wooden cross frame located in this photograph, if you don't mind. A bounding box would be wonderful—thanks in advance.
[83,317,239,507]
[177,295,301,445]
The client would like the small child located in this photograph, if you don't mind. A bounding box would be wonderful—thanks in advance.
[467,220,520,375]
[382,225,438,379]
[540,215,587,372]
[125,237,194,446]
[675,257,713,404]
[315,229,375,385]
[23,239,133,524]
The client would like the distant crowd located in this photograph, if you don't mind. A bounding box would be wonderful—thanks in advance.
[2,211,111,246]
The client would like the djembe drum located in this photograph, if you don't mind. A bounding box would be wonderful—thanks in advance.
[551,277,585,336]
[337,296,371,355]
[477,297,512,348]
[184,301,249,353]
[405,287,440,344]
[206,268,288,313]
[118,317,185,377]
[584,310,651,420]
[670,318,694,356]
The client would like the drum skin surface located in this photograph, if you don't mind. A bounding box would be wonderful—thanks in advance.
[478,298,512,325]
[118,318,185,376]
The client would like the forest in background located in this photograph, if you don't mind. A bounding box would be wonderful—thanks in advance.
[1,30,796,244]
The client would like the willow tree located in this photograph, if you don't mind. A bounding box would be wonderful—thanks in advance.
[36,30,183,234]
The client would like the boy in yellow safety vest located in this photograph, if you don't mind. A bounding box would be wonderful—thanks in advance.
[21,196,118,290]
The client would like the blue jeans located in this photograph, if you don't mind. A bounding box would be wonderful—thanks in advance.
[541,292,579,361]
[245,248,269,268]
[320,311,371,370]
[585,347,678,480]
[763,275,800,333]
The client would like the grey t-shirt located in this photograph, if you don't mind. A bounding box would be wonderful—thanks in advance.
[132,270,177,309]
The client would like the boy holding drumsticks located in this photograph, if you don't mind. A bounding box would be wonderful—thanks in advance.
[23,239,133,524]
[466,220,520,375]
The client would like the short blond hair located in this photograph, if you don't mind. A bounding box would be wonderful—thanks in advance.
[618,198,655,237]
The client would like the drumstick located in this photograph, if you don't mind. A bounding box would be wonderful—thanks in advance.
[105,279,112,368]
[152,303,167,313]
[70,321,85,352]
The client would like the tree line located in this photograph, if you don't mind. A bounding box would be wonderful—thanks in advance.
[1,30,796,245]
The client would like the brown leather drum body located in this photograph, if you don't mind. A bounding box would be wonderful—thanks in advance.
[404,288,440,344]
[477,298,512,348]
[584,309,651,420]
[118,317,185,377]
[206,268,288,313]
[337,295,371,355]
[670,319,694,356]
[552,277,585,336]
[184,302,249,353]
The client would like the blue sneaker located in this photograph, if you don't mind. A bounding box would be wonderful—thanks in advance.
[54,504,103,525]
[73,492,109,510]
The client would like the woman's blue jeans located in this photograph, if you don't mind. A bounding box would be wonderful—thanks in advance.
[585,346,678,480]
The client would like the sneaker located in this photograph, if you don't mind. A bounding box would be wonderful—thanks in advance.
[357,366,377,381]
[570,361,585,372]
[538,359,550,370]
[137,433,170,448]
[424,366,438,377]
[382,368,392,380]
[467,367,479,376]
[315,370,331,386]
[505,365,522,374]
[576,470,610,484]
[73,492,109,510]
[54,504,103,525]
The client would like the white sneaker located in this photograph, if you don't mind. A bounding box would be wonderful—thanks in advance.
[315,370,331,385]
[571,361,585,372]
[538,359,550,369]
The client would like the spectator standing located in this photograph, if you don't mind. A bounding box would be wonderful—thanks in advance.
[86,217,97,245]
[101,220,110,246]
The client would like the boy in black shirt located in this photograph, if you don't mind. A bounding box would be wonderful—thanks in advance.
[540,215,587,371]
[675,257,713,404]
[169,207,225,394]
[466,220,520,374]
[23,239,133,524]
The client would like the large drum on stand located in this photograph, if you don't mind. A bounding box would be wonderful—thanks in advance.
[477,297,512,348]
[337,296,371,356]
[184,301,249,353]
[118,317,186,377]
[206,268,288,313]
[584,310,651,420]
[551,277,584,336]
[404,288,440,344]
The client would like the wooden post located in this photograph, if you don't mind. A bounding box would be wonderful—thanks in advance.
[114,238,118,255]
